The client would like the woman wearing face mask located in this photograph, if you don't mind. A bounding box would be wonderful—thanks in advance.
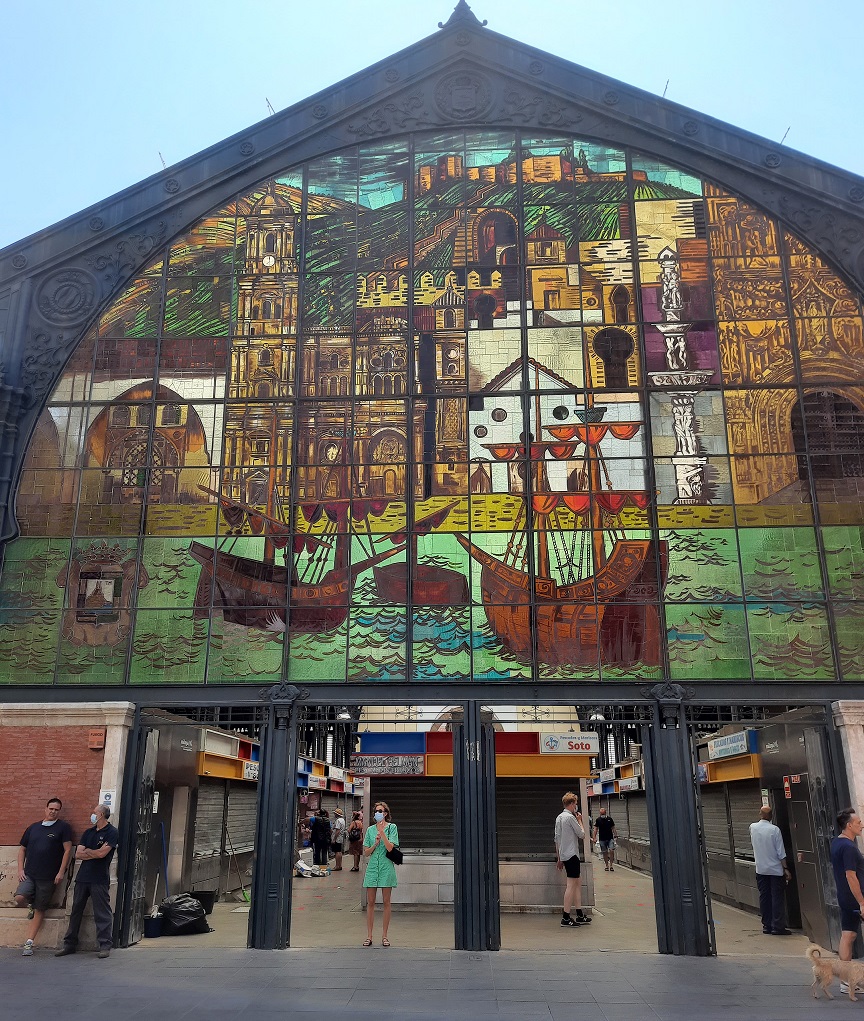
[362,801,398,946]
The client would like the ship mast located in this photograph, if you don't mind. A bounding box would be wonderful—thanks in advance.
[584,366,607,574]
[533,366,551,579]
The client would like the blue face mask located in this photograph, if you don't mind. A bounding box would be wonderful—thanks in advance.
[374,811,385,823]
[90,814,99,825]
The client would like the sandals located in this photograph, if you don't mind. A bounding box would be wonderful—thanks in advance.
[363,938,373,947]
[382,937,391,947]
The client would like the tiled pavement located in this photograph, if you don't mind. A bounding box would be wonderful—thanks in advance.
[0,944,851,1021]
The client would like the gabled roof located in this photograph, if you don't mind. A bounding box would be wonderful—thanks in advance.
[482,356,576,394]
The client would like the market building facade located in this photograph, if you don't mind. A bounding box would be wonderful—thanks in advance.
[2,3,864,955]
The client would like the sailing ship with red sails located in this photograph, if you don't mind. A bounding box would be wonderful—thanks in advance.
[455,403,668,668]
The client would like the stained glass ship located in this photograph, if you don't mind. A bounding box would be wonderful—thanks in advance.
[188,491,466,637]
[454,404,668,668]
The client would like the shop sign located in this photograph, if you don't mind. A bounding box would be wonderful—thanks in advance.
[350,754,425,776]
[540,732,600,754]
[243,760,259,781]
[707,730,753,761]
[783,775,792,799]
[599,767,615,783]
[329,765,345,781]
[353,777,366,791]
[697,763,709,784]
[617,776,640,792]
[307,774,327,789]
[343,783,353,794]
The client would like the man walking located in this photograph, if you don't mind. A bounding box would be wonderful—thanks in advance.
[592,806,618,872]
[749,805,791,935]
[55,803,118,959]
[15,797,73,956]
[830,807,864,995]
[554,792,591,927]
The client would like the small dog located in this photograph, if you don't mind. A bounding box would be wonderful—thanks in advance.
[806,944,864,1000]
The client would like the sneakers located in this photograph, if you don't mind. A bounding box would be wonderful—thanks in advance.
[21,939,34,957]
[97,948,111,959]
[27,904,35,920]
[560,915,585,926]
[54,946,75,957]
[840,981,864,994]
[575,912,592,924]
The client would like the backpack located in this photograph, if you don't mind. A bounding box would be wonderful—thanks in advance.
[348,824,362,842]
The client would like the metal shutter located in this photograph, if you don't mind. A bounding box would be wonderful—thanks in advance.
[193,780,225,859]
[369,777,454,851]
[700,785,731,856]
[627,794,649,841]
[498,778,580,858]
[226,783,258,854]
[728,780,763,859]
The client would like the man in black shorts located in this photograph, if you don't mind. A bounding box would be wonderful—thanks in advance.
[830,807,864,995]
[16,797,73,957]
[554,791,591,926]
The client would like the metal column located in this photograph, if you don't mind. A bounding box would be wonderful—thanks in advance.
[249,684,301,949]
[642,683,713,956]
[453,702,500,951]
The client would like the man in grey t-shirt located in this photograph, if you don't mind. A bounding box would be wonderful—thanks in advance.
[749,805,791,936]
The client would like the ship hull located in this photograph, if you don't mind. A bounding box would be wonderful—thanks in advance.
[189,542,351,636]
[374,562,470,605]
[455,536,668,667]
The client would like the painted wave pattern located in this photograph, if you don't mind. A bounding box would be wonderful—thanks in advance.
[0,529,861,682]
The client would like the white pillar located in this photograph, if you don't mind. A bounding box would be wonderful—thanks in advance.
[831,701,864,845]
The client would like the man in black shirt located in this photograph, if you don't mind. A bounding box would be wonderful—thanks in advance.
[16,797,73,957]
[592,807,618,872]
[830,807,864,994]
[56,803,119,959]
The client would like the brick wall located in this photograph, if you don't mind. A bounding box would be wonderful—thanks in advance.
[0,726,105,843]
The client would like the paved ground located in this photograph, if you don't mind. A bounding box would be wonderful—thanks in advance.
[0,943,847,1021]
[151,862,810,957]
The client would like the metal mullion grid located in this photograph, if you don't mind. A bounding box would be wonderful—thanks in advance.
[694,184,756,685]
[624,149,673,688]
[460,130,481,686]
[403,133,417,685]
[199,197,242,686]
[347,150,361,685]
[511,129,542,687]
[775,228,844,683]
[281,165,311,687]
[112,252,172,689]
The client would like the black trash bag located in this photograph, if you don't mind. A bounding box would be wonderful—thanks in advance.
[159,893,212,936]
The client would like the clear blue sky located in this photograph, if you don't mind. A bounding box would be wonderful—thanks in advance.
[2,0,861,250]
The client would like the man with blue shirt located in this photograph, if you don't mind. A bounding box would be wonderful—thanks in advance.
[830,807,864,994]
[55,803,118,959]
[749,805,791,936]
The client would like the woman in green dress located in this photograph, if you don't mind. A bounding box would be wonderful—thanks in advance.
[362,800,399,946]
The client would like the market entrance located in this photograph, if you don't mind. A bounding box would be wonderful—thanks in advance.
[289,704,456,949]
[120,707,264,950]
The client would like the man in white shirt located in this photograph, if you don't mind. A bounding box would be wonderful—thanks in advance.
[554,791,590,927]
[749,805,791,936]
